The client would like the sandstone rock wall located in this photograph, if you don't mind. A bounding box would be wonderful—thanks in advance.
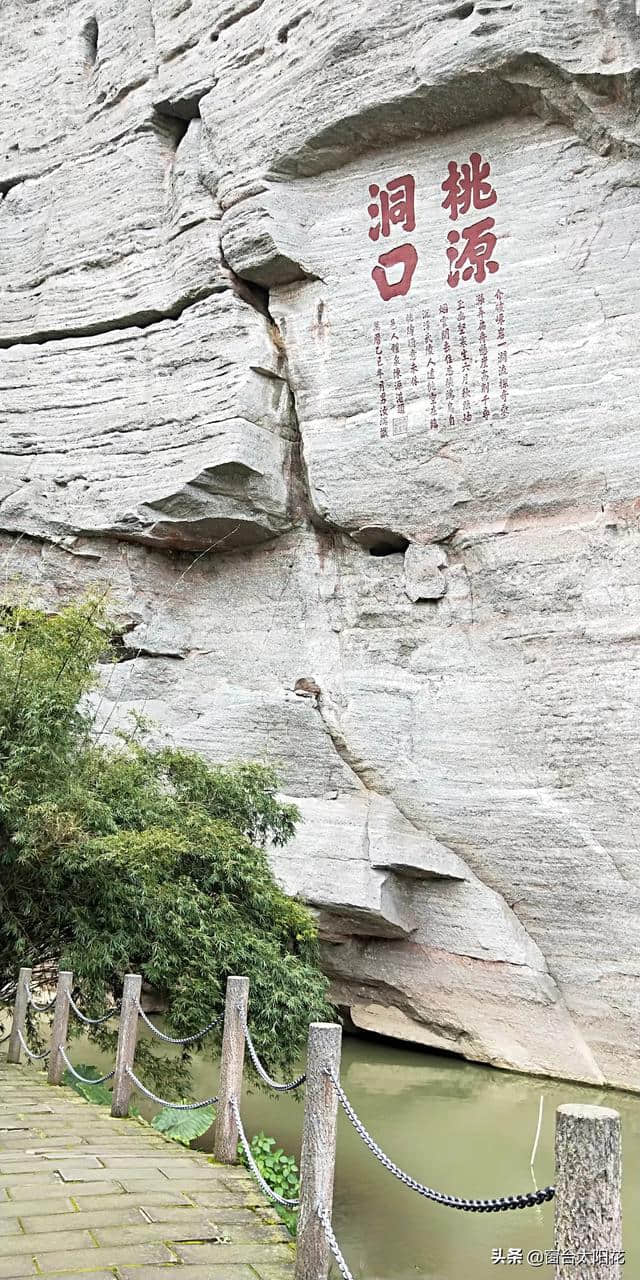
[2,0,640,1088]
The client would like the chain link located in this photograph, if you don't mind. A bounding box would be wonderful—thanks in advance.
[238,1005,306,1093]
[68,993,118,1026]
[59,1047,116,1085]
[137,1002,219,1046]
[326,1070,555,1213]
[25,982,56,1013]
[17,1029,50,1061]
[317,1204,355,1280]
[125,1066,218,1110]
[231,1095,300,1208]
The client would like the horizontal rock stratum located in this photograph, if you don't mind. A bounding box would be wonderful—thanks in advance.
[2,0,640,1089]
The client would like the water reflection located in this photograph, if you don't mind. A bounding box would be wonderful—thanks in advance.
[80,1031,640,1280]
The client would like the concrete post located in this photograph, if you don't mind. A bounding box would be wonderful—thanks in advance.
[7,967,31,1064]
[47,971,73,1085]
[554,1103,623,1280]
[111,973,141,1118]
[214,976,249,1163]
[295,1022,342,1280]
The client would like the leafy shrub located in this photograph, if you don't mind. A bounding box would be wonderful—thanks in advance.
[0,595,331,1094]
[238,1131,300,1236]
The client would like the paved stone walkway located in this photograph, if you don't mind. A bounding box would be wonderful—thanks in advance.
[0,1059,294,1279]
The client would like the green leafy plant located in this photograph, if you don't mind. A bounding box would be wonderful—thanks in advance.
[0,594,331,1097]
[238,1131,300,1236]
[151,1104,216,1146]
[62,1063,113,1107]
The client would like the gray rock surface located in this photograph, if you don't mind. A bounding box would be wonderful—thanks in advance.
[2,0,640,1089]
[403,545,448,602]
[0,295,293,548]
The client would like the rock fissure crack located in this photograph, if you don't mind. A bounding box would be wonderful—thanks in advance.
[261,297,335,532]
[0,285,228,350]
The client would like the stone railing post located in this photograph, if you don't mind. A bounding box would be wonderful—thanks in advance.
[214,975,249,1163]
[554,1103,622,1280]
[295,1022,342,1280]
[47,971,73,1085]
[111,973,141,1118]
[7,966,31,1064]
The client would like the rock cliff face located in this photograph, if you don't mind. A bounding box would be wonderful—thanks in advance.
[2,0,640,1088]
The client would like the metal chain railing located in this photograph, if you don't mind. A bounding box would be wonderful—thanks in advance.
[59,1046,116,1085]
[25,981,56,1014]
[326,1069,555,1213]
[68,993,118,1026]
[238,1005,306,1092]
[5,962,577,1280]
[231,1095,300,1208]
[137,1001,220,1046]
[317,1204,355,1280]
[17,1029,50,1062]
[125,1065,218,1110]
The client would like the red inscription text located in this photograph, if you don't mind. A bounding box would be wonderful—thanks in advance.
[442,152,500,290]
[447,216,499,287]
[372,243,418,302]
[441,153,496,222]
[368,174,416,240]
[368,173,418,301]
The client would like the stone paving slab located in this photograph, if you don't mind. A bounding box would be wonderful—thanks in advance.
[0,1059,295,1278]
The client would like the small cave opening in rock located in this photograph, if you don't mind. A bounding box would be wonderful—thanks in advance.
[155,101,201,151]
[353,527,411,556]
[368,535,410,557]
[171,116,190,148]
[452,2,475,16]
[82,16,99,65]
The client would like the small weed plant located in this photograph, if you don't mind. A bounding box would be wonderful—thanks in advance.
[237,1131,300,1236]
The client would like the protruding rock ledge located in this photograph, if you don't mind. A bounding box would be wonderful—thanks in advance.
[0,295,294,553]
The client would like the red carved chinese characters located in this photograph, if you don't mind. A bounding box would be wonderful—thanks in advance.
[389,317,408,436]
[446,217,499,288]
[372,321,389,438]
[406,311,419,389]
[456,299,472,425]
[421,308,439,430]
[371,243,418,301]
[368,174,418,300]
[442,153,500,289]
[439,303,455,427]
[495,288,509,417]
[441,153,496,222]
[476,292,490,420]
[367,150,510,436]
[368,175,416,240]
